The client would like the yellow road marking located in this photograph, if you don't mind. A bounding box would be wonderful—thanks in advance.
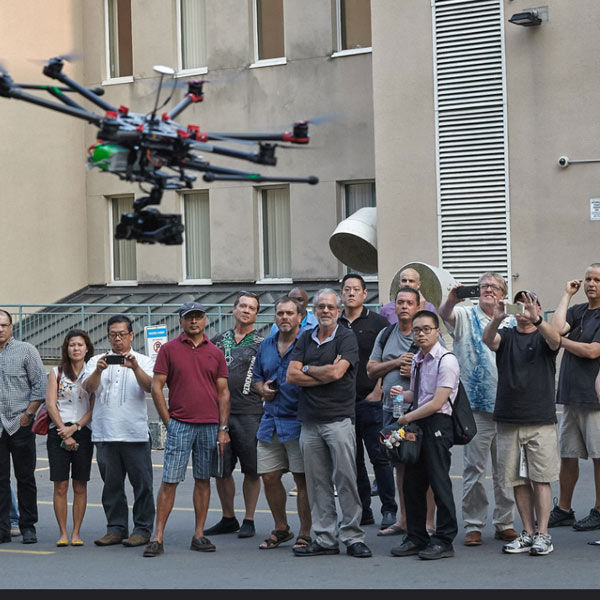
[0,549,54,555]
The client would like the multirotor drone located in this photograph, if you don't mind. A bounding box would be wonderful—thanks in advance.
[0,57,319,244]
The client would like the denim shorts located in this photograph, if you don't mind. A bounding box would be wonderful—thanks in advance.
[162,419,218,482]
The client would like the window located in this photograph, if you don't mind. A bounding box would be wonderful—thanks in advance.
[177,0,207,75]
[334,0,372,55]
[110,196,137,282]
[182,190,211,281]
[259,187,291,280]
[342,181,376,278]
[252,0,286,67]
[105,0,133,80]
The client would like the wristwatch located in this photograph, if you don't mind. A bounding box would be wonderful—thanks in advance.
[532,315,543,327]
[219,425,230,433]
[25,411,35,421]
[302,365,310,374]
[74,422,82,431]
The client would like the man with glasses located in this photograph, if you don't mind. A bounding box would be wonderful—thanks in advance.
[287,289,372,558]
[389,310,459,560]
[205,291,264,539]
[83,315,155,548]
[439,273,517,547]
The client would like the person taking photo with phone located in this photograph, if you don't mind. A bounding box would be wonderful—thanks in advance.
[45,329,95,547]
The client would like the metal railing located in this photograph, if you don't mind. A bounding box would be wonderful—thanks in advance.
[3,303,382,360]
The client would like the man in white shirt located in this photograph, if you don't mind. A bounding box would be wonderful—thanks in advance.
[83,315,155,548]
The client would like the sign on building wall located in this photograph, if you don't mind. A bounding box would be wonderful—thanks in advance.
[144,324,168,360]
[590,198,600,221]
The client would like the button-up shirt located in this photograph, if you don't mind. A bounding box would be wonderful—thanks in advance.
[253,331,302,442]
[0,337,47,436]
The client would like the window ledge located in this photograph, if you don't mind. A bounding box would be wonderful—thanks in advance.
[102,75,134,86]
[249,57,287,69]
[178,279,212,285]
[331,47,372,58]
[107,280,138,286]
[175,67,208,79]
[256,278,293,284]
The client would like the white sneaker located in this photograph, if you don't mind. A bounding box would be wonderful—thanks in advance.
[502,530,533,554]
[288,487,298,497]
[530,532,553,556]
[10,525,20,537]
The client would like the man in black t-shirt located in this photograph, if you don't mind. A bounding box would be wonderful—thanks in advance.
[287,289,371,558]
[483,291,561,556]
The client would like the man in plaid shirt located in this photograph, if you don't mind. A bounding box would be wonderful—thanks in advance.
[0,309,47,544]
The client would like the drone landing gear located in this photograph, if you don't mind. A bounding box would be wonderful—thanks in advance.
[115,186,184,245]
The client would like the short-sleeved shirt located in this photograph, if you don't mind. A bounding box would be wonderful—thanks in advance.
[338,307,389,403]
[369,325,416,413]
[410,342,459,416]
[253,331,302,442]
[556,303,600,407]
[154,333,228,423]
[211,329,264,415]
[444,304,514,413]
[86,350,155,442]
[493,328,558,424]
[289,325,359,424]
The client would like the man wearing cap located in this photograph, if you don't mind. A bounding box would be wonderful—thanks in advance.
[482,291,561,556]
[143,302,230,557]
[205,291,264,539]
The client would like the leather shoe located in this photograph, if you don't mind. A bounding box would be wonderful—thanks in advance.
[21,529,37,544]
[495,528,519,542]
[122,533,150,547]
[360,508,375,526]
[94,533,125,546]
[143,540,164,557]
[294,540,340,556]
[190,536,216,552]
[380,512,397,530]
[464,531,482,546]
[346,541,372,558]
[203,517,240,535]
[390,537,427,557]
[418,543,455,560]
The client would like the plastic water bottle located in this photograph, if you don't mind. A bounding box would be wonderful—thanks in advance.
[393,391,404,419]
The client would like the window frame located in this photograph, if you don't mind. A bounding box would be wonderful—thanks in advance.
[175,0,209,78]
[103,0,134,85]
[331,0,373,59]
[108,195,138,286]
[179,190,212,285]
[250,0,287,69]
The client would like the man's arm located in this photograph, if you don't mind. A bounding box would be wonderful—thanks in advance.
[559,338,600,359]
[367,354,413,380]
[124,352,152,393]
[83,354,108,394]
[287,358,351,386]
[216,377,231,453]
[551,279,581,335]
[482,298,505,352]
[151,372,170,426]
[438,285,465,330]
[397,386,452,425]
[520,293,561,351]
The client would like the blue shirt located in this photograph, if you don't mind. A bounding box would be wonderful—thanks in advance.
[253,331,302,442]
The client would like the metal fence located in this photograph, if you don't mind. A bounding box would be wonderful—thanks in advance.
[3,303,382,360]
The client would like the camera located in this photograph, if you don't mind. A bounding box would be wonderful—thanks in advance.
[456,285,480,299]
[505,302,525,315]
[558,156,569,168]
[116,208,185,245]
[105,354,126,365]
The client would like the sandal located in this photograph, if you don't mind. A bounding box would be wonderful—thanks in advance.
[259,526,294,549]
[292,534,312,550]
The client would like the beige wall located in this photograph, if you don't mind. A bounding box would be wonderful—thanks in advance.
[0,0,88,305]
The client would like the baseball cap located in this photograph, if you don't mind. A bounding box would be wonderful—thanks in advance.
[178,301,206,317]
[513,290,541,306]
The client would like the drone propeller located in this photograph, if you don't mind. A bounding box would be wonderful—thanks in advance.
[28,51,82,65]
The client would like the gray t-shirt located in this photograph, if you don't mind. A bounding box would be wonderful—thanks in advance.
[369,325,414,413]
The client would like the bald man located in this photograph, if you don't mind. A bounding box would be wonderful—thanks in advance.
[380,269,437,325]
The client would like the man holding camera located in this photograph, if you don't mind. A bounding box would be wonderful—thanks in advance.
[438,273,517,546]
[83,315,155,548]
[482,291,561,556]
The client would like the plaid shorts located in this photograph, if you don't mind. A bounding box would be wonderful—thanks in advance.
[162,418,218,482]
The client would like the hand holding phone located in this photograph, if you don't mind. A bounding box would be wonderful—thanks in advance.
[456,285,480,299]
[105,354,126,365]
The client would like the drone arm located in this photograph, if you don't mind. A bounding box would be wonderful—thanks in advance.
[47,86,87,110]
[188,140,275,165]
[203,173,318,185]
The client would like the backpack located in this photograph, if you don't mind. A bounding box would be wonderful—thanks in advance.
[437,352,477,445]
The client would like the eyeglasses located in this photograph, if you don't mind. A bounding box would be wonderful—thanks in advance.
[108,331,131,340]
[480,283,502,291]
[412,326,437,335]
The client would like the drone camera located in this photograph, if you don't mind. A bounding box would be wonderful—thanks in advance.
[115,209,184,245]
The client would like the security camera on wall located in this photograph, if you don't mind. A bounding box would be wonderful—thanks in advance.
[558,156,569,168]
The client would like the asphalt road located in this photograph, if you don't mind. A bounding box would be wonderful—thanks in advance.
[3,412,600,591]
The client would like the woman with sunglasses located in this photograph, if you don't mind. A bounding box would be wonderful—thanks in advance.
[45,329,95,546]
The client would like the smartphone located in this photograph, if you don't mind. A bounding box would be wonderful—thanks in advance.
[105,354,126,365]
[456,285,480,299]
[505,302,525,315]
[408,342,419,354]
[269,378,279,390]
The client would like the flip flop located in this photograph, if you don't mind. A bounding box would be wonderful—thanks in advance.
[71,540,84,546]
[56,540,69,547]
[377,524,406,536]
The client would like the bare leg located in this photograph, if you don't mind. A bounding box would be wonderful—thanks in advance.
[215,476,236,518]
[533,482,552,535]
[151,482,178,543]
[380,464,406,531]
[426,486,436,531]
[53,480,69,543]
[261,471,288,531]
[558,457,579,510]
[71,480,87,543]
[513,483,535,534]
[242,474,261,521]
[193,479,211,538]
[292,472,312,539]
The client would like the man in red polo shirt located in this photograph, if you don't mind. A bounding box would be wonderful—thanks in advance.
[143,302,230,557]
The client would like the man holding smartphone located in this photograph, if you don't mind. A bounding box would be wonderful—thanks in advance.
[83,315,155,548]
[439,273,518,547]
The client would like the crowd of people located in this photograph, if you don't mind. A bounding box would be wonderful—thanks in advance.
[1,262,600,561]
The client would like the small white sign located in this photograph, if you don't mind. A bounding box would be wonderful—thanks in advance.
[591,198,600,221]
[144,324,168,361]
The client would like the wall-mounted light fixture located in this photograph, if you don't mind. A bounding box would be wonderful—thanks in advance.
[508,6,548,26]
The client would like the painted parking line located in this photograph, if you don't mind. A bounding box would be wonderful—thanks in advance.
[0,549,54,555]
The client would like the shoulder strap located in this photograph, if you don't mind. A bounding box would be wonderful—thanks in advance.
[437,352,458,410]
[378,323,396,352]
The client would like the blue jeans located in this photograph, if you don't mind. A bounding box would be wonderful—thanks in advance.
[9,482,19,527]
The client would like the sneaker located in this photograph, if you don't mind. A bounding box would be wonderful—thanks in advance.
[502,530,533,554]
[573,508,600,531]
[288,486,298,497]
[548,498,575,528]
[530,532,553,556]
[10,525,20,537]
